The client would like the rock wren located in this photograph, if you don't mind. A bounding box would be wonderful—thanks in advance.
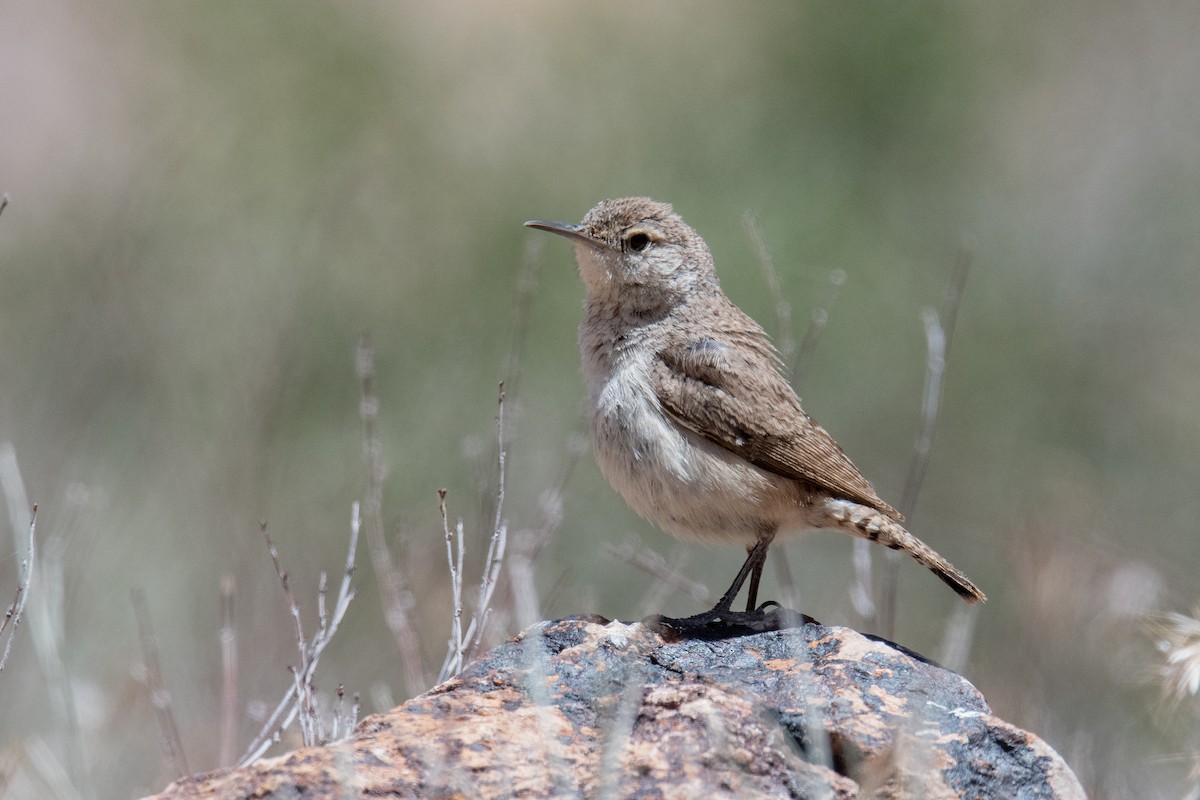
[526,197,984,629]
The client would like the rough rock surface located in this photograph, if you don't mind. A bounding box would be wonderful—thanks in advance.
[145,616,1084,799]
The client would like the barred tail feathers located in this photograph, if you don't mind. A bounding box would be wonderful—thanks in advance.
[824,498,986,604]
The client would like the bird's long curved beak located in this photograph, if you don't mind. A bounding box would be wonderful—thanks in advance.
[524,220,611,249]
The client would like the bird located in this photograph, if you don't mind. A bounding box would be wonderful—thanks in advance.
[525,197,984,631]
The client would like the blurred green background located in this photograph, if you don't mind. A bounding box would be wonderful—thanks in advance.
[1,2,1198,797]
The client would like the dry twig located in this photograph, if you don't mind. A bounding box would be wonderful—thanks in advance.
[438,490,467,680]
[743,211,795,368]
[876,246,973,639]
[793,269,847,387]
[743,210,847,380]
[218,575,238,768]
[131,587,190,778]
[466,384,510,657]
[503,236,543,404]
[605,539,711,604]
[488,440,583,643]
[357,336,428,693]
[438,385,511,680]
[0,503,35,672]
[239,505,361,765]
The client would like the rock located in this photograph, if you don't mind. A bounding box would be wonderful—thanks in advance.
[144,616,1084,799]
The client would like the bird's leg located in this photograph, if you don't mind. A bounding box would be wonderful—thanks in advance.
[646,536,775,632]
[745,539,768,612]
[708,535,771,617]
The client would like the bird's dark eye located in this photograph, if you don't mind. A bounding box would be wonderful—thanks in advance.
[627,232,651,252]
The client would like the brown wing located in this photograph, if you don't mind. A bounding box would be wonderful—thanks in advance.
[652,335,902,520]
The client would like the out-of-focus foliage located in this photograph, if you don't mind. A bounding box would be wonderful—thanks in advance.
[0,2,1197,797]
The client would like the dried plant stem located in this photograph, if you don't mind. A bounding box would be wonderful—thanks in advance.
[507,533,542,629]
[260,524,319,746]
[241,687,293,765]
[0,503,35,672]
[878,246,973,640]
[481,439,582,642]
[357,336,428,693]
[328,684,361,742]
[0,447,35,672]
[606,540,711,604]
[938,603,979,674]
[438,490,467,680]
[262,525,307,678]
[239,505,361,765]
[504,236,543,403]
[793,269,846,386]
[217,574,238,768]
[850,537,876,619]
[900,247,972,518]
[25,738,84,800]
[595,666,647,800]
[131,587,190,778]
[744,209,848,380]
[465,386,510,658]
[743,211,795,367]
[438,385,511,682]
[2,446,87,793]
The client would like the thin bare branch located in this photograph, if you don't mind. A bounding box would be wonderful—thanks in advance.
[218,574,238,767]
[437,489,467,682]
[744,211,847,381]
[605,540,711,603]
[350,693,362,735]
[899,246,972,519]
[3,448,87,790]
[437,384,517,681]
[262,524,307,674]
[770,546,800,613]
[464,385,510,661]
[595,665,648,800]
[329,502,361,635]
[508,532,542,629]
[850,538,876,619]
[938,603,979,674]
[328,685,361,742]
[240,686,296,766]
[508,436,584,571]
[0,503,35,672]
[878,246,973,639]
[289,663,314,747]
[24,738,84,800]
[239,505,361,764]
[0,444,33,600]
[489,383,508,571]
[471,438,583,656]
[504,235,543,401]
[743,210,795,367]
[131,588,190,778]
[357,336,428,692]
[793,269,846,385]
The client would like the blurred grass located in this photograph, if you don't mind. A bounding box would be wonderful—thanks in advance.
[1,1,1198,797]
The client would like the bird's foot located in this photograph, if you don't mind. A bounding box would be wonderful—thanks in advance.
[642,602,816,639]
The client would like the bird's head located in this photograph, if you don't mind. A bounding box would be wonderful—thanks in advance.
[526,197,718,311]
